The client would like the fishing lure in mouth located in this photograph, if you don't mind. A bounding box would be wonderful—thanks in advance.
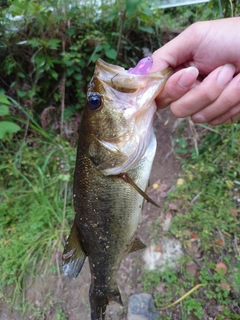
[128,56,153,75]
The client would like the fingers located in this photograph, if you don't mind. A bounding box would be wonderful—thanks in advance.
[156,67,199,109]
[169,64,236,119]
[191,71,240,125]
[210,103,240,125]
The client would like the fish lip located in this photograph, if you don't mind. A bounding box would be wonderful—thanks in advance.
[96,58,126,75]
[96,58,173,78]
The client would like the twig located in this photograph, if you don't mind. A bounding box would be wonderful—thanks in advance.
[60,39,66,137]
[116,8,126,60]
[159,283,206,310]
[233,232,240,257]
[216,227,226,248]
[188,118,199,156]
[191,192,202,204]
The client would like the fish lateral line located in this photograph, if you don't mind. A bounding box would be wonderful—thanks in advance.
[118,173,161,208]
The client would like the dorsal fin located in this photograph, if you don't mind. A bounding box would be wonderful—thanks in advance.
[119,173,161,208]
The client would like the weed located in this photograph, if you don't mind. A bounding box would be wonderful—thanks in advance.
[0,134,76,312]
[143,124,240,318]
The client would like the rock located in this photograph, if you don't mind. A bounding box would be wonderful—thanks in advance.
[105,302,124,320]
[127,293,160,320]
[143,237,183,271]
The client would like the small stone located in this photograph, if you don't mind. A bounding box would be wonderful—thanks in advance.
[106,301,123,320]
[128,293,160,320]
[143,237,184,271]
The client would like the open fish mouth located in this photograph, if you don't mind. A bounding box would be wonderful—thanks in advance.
[88,58,172,175]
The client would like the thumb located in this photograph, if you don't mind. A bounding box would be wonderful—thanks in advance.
[151,26,197,72]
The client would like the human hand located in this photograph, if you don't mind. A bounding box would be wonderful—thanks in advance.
[152,17,240,125]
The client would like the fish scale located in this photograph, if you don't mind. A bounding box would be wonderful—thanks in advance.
[62,58,172,320]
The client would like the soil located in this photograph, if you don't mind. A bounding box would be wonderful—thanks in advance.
[0,109,181,320]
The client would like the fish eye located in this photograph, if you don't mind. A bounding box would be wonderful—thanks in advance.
[88,93,102,110]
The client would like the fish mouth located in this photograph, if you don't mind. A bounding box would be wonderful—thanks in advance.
[89,59,172,175]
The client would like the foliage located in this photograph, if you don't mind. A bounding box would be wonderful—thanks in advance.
[0,132,76,308]
[142,123,240,318]
[1,0,240,317]
[0,90,21,139]
[1,0,239,130]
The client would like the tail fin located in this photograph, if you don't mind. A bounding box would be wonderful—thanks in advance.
[62,222,86,278]
[89,284,122,320]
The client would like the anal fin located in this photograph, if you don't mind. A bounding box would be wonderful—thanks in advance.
[62,222,86,278]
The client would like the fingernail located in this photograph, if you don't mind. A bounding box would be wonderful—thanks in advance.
[217,63,236,87]
[192,114,205,123]
[178,67,199,88]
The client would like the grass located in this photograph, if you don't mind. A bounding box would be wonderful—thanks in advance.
[1,114,239,319]
[142,122,240,319]
[0,134,76,312]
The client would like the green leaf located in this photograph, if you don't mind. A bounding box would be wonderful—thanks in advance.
[138,26,153,33]
[0,105,9,116]
[126,0,142,15]
[0,121,21,139]
[65,28,75,37]
[47,39,61,50]
[50,70,59,80]
[73,73,82,81]
[17,72,25,78]
[0,91,10,105]
[105,48,117,60]
[17,90,27,98]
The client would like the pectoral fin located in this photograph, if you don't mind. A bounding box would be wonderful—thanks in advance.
[62,222,86,278]
[120,173,161,208]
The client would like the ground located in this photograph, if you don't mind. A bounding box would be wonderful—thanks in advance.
[0,109,182,320]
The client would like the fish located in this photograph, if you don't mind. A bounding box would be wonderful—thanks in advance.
[62,57,172,320]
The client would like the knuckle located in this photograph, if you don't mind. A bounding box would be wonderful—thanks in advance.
[202,89,218,103]
[170,104,186,118]
[221,94,234,107]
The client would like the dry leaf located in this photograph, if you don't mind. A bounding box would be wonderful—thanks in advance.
[168,203,178,211]
[214,238,224,247]
[176,178,185,186]
[154,246,163,253]
[220,282,231,291]
[162,212,172,231]
[230,208,238,216]
[186,261,198,276]
[156,282,165,293]
[190,233,198,239]
[215,262,228,275]
[152,183,159,190]
[159,184,168,192]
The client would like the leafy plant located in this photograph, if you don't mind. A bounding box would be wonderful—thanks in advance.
[0,134,76,311]
[0,91,21,139]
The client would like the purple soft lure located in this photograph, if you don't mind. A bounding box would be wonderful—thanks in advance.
[128,56,153,75]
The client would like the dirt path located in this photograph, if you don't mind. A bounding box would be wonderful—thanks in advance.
[0,109,181,320]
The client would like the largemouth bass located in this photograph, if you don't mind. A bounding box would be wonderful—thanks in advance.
[62,58,172,320]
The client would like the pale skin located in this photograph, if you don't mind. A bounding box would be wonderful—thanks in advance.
[151,17,240,125]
